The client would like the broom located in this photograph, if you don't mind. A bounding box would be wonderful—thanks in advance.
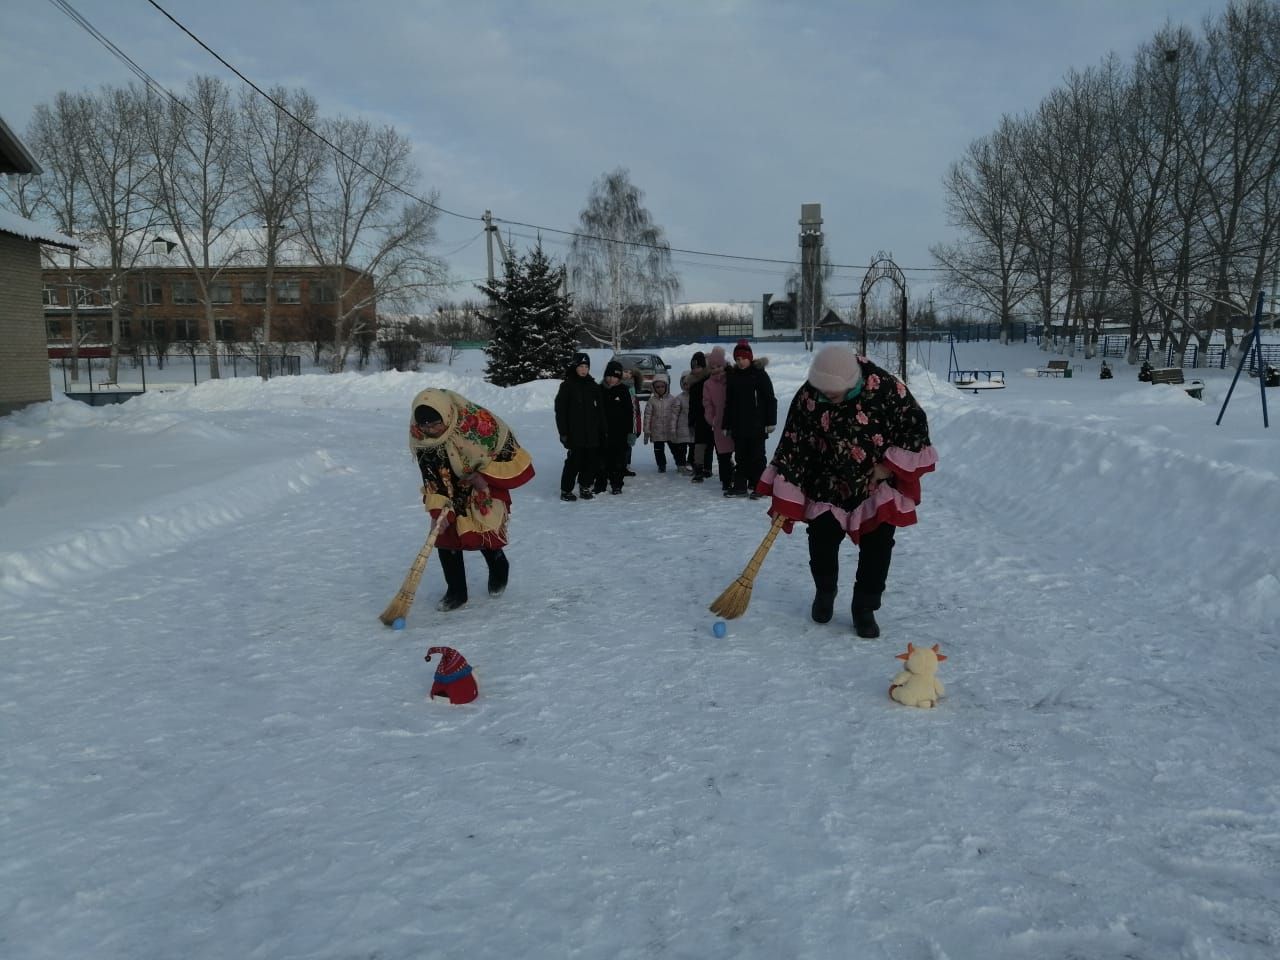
[379,512,450,626]
[709,514,789,619]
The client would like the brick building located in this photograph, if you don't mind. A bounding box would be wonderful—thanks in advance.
[1,115,79,416]
[42,263,377,351]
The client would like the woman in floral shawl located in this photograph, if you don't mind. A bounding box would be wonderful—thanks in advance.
[409,388,535,612]
[757,346,936,638]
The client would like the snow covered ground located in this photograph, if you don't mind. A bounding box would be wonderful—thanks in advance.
[3,339,1278,959]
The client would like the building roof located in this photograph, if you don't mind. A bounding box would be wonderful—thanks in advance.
[0,209,78,250]
[0,114,42,175]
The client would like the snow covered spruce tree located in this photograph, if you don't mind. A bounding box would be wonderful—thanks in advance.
[478,243,578,386]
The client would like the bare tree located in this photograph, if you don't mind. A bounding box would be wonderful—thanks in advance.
[568,168,680,351]
[22,95,92,380]
[297,116,446,372]
[932,117,1035,343]
[1191,1,1280,354]
[237,85,323,377]
[77,85,157,382]
[143,76,247,380]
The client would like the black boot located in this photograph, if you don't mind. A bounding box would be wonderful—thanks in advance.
[578,487,595,501]
[810,564,838,624]
[852,606,880,639]
[436,548,468,612]
[560,489,578,502]
[482,549,509,597]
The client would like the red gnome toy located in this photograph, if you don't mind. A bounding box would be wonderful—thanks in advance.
[425,646,478,704]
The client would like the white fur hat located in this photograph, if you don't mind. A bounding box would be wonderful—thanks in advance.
[807,346,862,394]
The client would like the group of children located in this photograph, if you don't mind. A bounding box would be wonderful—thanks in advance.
[553,343,777,502]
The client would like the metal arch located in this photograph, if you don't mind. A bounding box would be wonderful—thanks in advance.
[857,252,910,381]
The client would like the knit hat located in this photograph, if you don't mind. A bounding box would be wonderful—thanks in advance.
[707,346,727,368]
[807,345,863,394]
[604,359,624,379]
[425,646,478,705]
[733,339,754,361]
[690,351,706,370]
[414,404,443,426]
[573,352,590,368]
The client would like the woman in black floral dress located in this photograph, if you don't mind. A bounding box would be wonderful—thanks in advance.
[757,346,937,638]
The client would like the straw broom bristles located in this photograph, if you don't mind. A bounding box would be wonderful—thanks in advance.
[709,514,789,620]
[379,513,449,626]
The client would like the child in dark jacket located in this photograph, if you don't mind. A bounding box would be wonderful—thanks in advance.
[596,359,635,494]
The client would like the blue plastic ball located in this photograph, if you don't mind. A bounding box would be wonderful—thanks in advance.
[712,621,727,638]
[392,617,406,630]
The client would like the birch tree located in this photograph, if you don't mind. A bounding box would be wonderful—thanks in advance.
[143,76,246,380]
[297,116,446,372]
[237,85,323,377]
[568,168,680,351]
[24,94,92,380]
[77,85,157,382]
[932,117,1034,344]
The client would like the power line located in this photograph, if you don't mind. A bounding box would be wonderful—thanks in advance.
[62,0,951,279]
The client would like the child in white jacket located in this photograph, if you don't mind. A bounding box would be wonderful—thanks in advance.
[641,375,686,473]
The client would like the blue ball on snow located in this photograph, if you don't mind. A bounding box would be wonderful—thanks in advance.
[392,617,406,630]
[712,620,727,638]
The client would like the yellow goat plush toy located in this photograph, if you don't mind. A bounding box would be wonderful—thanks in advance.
[889,643,946,708]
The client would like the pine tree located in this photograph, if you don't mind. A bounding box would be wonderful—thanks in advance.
[479,244,578,386]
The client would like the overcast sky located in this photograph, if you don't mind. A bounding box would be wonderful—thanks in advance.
[1,0,1230,308]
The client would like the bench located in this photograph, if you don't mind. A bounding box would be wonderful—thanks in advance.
[1036,359,1072,378]
[951,369,1006,393]
[1148,367,1204,400]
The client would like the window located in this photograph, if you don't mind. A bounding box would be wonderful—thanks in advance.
[215,318,236,340]
[310,279,337,303]
[143,318,167,341]
[172,281,199,305]
[138,280,162,305]
[76,318,97,340]
[210,282,232,304]
[174,318,198,340]
[118,318,131,340]
[42,287,58,306]
[74,287,94,306]
[275,279,301,303]
[241,281,266,304]
[46,319,64,339]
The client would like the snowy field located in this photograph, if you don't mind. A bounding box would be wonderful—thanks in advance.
[3,339,1278,959]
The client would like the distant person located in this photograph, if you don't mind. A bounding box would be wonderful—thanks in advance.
[409,388,535,611]
[722,339,776,498]
[700,345,735,492]
[641,374,685,473]
[620,369,642,477]
[686,351,714,483]
[596,360,634,494]
[554,352,603,501]
[672,372,695,474]
[757,346,937,638]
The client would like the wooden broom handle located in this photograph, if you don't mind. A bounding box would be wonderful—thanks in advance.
[741,514,788,579]
[402,512,449,595]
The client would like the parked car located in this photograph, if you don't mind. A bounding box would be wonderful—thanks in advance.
[610,352,670,398]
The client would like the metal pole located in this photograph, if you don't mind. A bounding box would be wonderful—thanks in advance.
[1215,291,1268,428]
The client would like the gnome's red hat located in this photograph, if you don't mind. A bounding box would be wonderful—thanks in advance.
[425,646,478,704]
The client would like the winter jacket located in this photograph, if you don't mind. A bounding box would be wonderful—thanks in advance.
[642,381,682,442]
[701,368,735,454]
[555,369,605,449]
[672,378,694,444]
[723,358,777,442]
[686,367,713,444]
[601,380,636,446]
